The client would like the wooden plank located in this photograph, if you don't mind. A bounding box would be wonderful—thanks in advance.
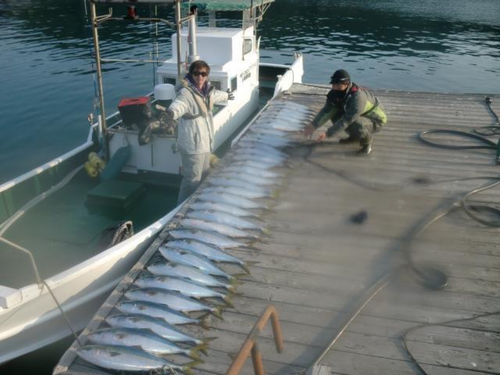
[57,88,500,375]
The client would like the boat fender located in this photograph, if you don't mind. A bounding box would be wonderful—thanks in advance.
[98,221,134,249]
[88,152,106,171]
[84,161,99,178]
[99,145,132,181]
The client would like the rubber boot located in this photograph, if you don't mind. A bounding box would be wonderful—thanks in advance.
[339,135,359,145]
[357,144,372,156]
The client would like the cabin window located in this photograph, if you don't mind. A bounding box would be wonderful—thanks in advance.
[243,38,253,55]
[163,77,176,85]
[231,77,237,92]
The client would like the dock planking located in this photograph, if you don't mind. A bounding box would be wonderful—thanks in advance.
[55,84,500,375]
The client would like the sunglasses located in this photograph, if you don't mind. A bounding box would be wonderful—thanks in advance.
[192,71,208,77]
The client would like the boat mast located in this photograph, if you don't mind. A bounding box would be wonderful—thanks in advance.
[175,0,182,78]
[90,1,108,154]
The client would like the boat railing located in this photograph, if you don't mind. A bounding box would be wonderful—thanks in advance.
[226,305,284,375]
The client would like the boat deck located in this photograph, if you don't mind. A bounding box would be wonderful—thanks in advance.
[55,84,500,375]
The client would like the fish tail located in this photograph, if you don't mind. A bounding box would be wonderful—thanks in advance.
[199,313,211,330]
[182,361,202,375]
[222,295,234,308]
[212,306,224,321]
[261,227,271,235]
[240,261,252,274]
[232,273,248,280]
[191,343,209,358]
[187,349,202,362]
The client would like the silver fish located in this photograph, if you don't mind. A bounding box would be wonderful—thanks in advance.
[250,128,289,138]
[190,201,258,218]
[197,192,266,209]
[233,153,285,167]
[217,172,276,187]
[243,135,293,148]
[187,210,265,233]
[239,141,287,157]
[135,274,233,306]
[87,328,201,359]
[208,176,270,192]
[203,186,270,200]
[125,288,224,320]
[233,160,280,171]
[169,229,246,248]
[164,239,251,272]
[76,345,195,373]
[224,165,282,179]
[159,247,235,279]
[252,122,302,132]
[115,300,208,328]
[106,314,206,345]
[148,261,235,290]
[178,219,256,239]
[238,143,288,160]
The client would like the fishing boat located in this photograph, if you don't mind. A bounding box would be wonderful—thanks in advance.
[0,0,303,364]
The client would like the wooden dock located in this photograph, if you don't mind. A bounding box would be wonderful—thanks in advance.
[55,84,500,375]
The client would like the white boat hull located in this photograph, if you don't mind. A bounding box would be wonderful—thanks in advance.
[0,204,181,364]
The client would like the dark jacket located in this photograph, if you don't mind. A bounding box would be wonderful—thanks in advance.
[312,83,387,137]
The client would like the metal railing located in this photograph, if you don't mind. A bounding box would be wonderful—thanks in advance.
[226,305,284,375]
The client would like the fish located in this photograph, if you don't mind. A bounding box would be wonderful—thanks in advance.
[115,300,208,328]
[233,160,281,171]
[250,128,289,138]
[190,201,258,218]
[187,210,266,233]
[238,142,288,160]
[233,153,285,167]
[125,288,224,320]
[147,261,235,290]
[159,247,236,279]
[203,185,271,199]
[164,239,251,272]
[169,229,246,248]
[216,172,276,187]
[243,134,293,148]
[105,314,209,345]
[239,141,287,157]
[223,165,282,179]
[87,328,202,360]
[76,345,197,374]
[178,218,257,239]
[197,192,266,209]
[208,176,272,193]
[252,122,302,132]
[135,274,233,305]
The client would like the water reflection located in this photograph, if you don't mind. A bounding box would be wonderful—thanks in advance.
[0,0,499,182]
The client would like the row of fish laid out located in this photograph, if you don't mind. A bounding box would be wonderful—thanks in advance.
[76,101,313,374]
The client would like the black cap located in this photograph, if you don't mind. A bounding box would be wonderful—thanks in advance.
[330,69,350,84]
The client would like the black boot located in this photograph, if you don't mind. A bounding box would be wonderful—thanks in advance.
[339,136,358,145]
[357,144,372,156]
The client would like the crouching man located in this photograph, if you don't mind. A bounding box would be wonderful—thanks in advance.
[304,69,387,155]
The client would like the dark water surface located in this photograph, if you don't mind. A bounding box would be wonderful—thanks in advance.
[1,0,500,183]
[0,0,500,372]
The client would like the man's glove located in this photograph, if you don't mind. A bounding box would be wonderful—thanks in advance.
[227,89,235,100]
[326,126,336,138]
